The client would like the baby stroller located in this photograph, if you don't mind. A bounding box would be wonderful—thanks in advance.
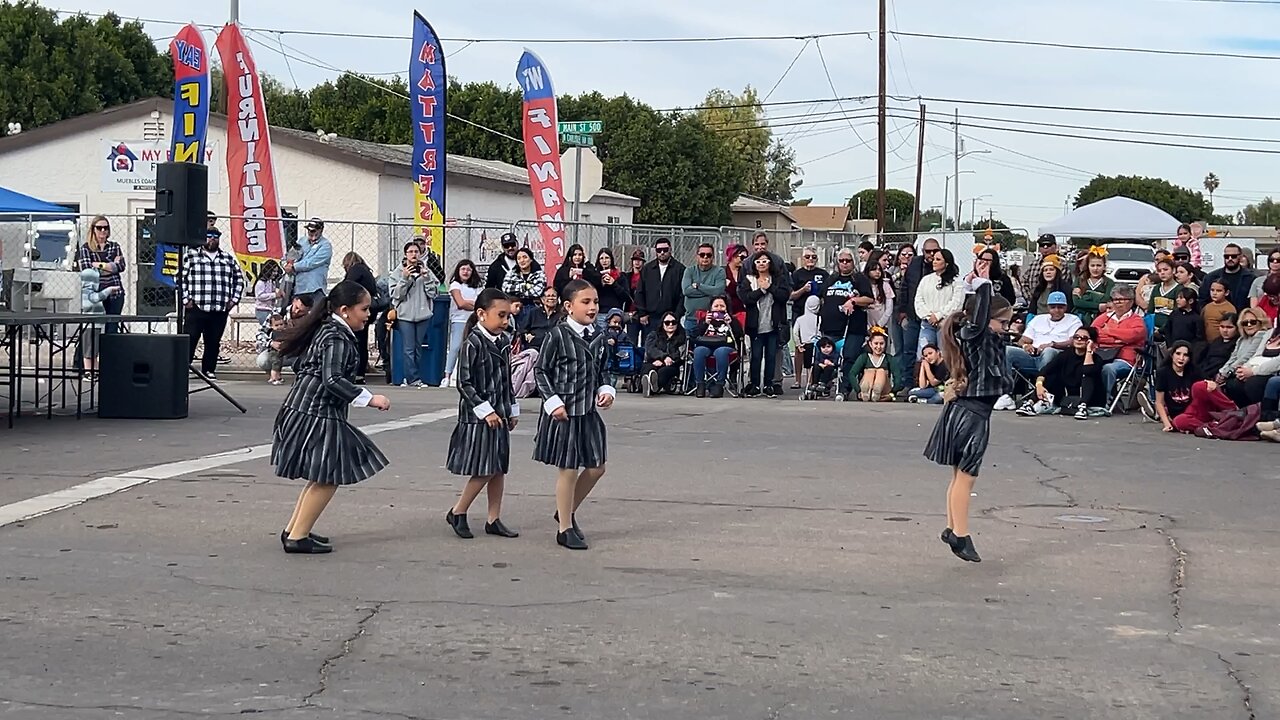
[608,337,645,393]
[801,337,843,401]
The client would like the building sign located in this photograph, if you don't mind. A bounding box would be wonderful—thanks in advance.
[100,140,220,193]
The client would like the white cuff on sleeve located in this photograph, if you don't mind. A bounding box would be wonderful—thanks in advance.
[351,388,373,408]
[511,402,520,418]
[473,401,496,420]
[598,385,617,399]
[543,394,565,414]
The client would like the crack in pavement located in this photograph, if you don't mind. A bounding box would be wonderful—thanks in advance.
[1215,652,1258,720]
[303,601,385,706]
[0,695,291,717]
[1017,445,1077,507]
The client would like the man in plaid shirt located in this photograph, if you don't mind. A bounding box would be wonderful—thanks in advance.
[182,227,244,379]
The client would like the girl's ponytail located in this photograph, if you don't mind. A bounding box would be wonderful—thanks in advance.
[938,310,969,397]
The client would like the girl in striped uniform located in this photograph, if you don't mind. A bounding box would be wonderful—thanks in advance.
[445,288,520,540]
[533,279,615,550]
[273,281,392,555]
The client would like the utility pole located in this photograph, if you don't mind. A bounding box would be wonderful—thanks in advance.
[912,102,925,233]
[230,0,239,22]
[953,108,961,230]
[876,0,887,239]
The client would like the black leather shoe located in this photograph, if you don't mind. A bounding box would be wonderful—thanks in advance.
[281,529,330,545]
[695,383,706,399]
[940,528,954,545]
[446,510,474,539]
[557,529,588,550]
[485,519,520,538]
[553,511,585,542]
[283,536,332,554]
[951,535,981,563]
[709,383,724,399]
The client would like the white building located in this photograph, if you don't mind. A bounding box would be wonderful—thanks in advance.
[0,97,638,313]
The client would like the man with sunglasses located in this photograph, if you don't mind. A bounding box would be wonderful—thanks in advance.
[286,217,333,301]
[681,242,726,334]
[634,237,685,342]
[898,237,940,366]
[1248,251,1280,305]
[485,232,520,289]
[1199,242,1255,310]
[820,248,874,400]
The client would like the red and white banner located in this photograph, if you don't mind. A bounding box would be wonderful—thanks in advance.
[215,22,284,275]
[516,49,566,273]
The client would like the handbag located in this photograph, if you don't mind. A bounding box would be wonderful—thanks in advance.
[1093,346,1121,363]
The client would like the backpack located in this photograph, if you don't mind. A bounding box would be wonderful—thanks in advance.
[370,277,392,314]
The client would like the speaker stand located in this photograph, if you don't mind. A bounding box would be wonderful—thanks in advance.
[175,258,247,415]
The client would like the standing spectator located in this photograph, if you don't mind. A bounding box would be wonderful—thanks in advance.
[749,233,794,388]
[1140,259,1183,336]
[76,215,126,333]
[898,237,938,364]
[342,252,379,384]
[970,246,1016,306]
[288,218,333,301]
[391,241,439,387]
[1200,242,1255,310]
[634,237,685,341]
[739,250,790,398]
[864,251,896,336]
[621,249,645,343]
[501,248,547,323]
[1174,264,1200,294]
[595,248,631,325]
[254,260,284,325]
[1247,250,1280,304]
[410,234,448,286]
[914,248,964,356]
[1092,285,1147,402]
[181,227,244,380]
[444,259,483,387]
[681,242,727,334]
[1072,247,1115,325]
[857,239,876,268]
[789,246,830,323]
[821,247,875,399]
[723,244,749,316]
[485,233,520,289]
[552,243,602,297]
[1023,234,1059,301]
[1254,273,1280,327]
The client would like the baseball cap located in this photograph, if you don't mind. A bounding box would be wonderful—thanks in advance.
[1047,291,1068,306]
[1172,246,1191,258]
[1037,234,1057,246]
[500,232,517,247]
[631,249,645,261]
[305,217,324,230]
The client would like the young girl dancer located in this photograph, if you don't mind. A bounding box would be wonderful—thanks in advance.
[533,279,614,550]
[273,280,391,555]
[925,273,1013,563]
[445,288,521,540]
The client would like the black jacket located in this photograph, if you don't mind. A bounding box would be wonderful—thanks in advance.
[900,255,929,321]
[595,269,632,315]
[344,262,378,300]
[635,259,686,319]
[643,327,688,364]
[486,256,517,289]
[1197,337,1236,380]
[738,270,791,335]
[553,263,603,298]
[519,306,562,350]
[1163,308,1203,347]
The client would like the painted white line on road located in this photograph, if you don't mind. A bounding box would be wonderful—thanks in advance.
[0,408,459,529]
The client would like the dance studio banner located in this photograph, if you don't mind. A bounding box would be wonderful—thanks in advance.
[215,22,285,283]
[155,22,211,287]
[410,12,447,258]
[516,49,567,273]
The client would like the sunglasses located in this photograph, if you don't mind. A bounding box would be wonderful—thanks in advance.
[1223,253,1241,259]
[924,249,939,255]
[93,225,110,231]
[662,320,677,326]
[1072,335,1091,341]
[1270,257,1280,263]
[837,257,854,263]
[697,252,713,258]
[735,254,748,260]
[1242,320,1262,327]
[802,254,817,259]
[656,247,672,253]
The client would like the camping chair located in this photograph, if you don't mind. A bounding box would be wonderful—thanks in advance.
[1107,314,1157,417]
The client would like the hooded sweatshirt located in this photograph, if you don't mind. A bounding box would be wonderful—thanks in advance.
[792,295,821,346]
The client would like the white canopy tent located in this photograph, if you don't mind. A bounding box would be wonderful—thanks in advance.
[1038,196,1181,241]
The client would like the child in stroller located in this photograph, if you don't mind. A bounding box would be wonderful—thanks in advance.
[803,337,840,400]
[602,309,643,392]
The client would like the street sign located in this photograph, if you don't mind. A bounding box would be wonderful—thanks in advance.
[558,120,603,135]
[561,147,603,204]
[560,133,594,147]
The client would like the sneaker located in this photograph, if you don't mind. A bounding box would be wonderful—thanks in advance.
[834,393,846,402]
[769,384,784,397]
[1015,400,1038,417]
[642,371,655,398]
[1074,404,1089,420]
[216,354,231,365]
[400,381,411,388]
[1136,392,1157,422]
[742,384,760,398]
[907,394,921,404]
[1256,420,1279,434]
[205,372,218,381]
[709,383,725,399]
[994,394,1017,411]
[764,385,778,398]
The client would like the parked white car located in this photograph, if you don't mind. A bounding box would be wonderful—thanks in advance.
[1103,243,1154,284]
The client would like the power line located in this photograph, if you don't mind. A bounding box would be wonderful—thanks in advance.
[948,111,1280,146]
[814,38,876,155]
[927,117,1280,156]
[904,94,1280,123]
[891,30,1280,62]
[762,39,811,102]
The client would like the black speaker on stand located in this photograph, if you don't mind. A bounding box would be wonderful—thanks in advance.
[98,334,190,419]
[153,162,247,416]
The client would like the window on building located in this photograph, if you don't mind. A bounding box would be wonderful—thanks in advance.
[607,215,620,224]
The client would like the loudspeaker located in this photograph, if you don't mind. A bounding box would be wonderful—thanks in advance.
[154,162,208,247]
[98,334,190,419]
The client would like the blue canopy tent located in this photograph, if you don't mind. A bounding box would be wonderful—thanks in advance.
[0,186,73,217]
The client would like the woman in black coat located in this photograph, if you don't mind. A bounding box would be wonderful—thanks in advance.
[518,285,563,350]
[642,311,687,396]
[342,251,379,382]
[552,243,603,297]
[738,250,790,397]
[594,248,631,322]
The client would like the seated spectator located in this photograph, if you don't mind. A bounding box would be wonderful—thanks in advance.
[1174,375,1239,436]
[519,286,562,350]
[1072,247,1115,325]
[791,295,821,390]
[1005,291,1082,376]
[847,329,904,401]
[1197,313,1238,380]
[808,337,840,396]
[1092,285,1147,402]
[1253,273,1280,327]
[907,343,948,404]
[1153,341,1197,432]
[1224,317,1280,409]
[1247,252,1280,306]
[1016,326,1105,419]
[1202,279,1237,342]
[1029,257,1072,315]
[1139,259,1182,336]
[1160,286,1203,348]
[642,311,686,397]
[690,296,744,399]
[1174,263,1200,295]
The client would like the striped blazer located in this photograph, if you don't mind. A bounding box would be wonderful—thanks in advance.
[456,328,518,423]
[535,322,610,417]
[281,319,363,419]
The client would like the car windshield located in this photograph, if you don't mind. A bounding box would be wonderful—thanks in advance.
[1105,247,1153,263]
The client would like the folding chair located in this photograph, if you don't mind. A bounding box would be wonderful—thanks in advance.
[682,309,743,397]
[1107,314,1157,417]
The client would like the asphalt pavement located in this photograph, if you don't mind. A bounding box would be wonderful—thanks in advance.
[0,381,1275,719]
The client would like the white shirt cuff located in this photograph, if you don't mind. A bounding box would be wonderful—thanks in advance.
[598,385,617,399]
[511,402,520,418]
[543,394,565,414]
[473,401,496,420]
[351,388,373,408]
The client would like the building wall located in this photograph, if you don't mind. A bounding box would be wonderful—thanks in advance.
[730,211,793,231]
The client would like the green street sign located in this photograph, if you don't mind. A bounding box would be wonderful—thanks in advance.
[560,133,595,147]
[558,120,603,135]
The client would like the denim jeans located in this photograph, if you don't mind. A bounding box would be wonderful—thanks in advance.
[398,319,430,384]
[917,321,939,358]
[1006,346,1059,376]
[909,386,944,404]
[1101,359,1133,402]
[839,332,866,395]
[693,345,733,385]
[102,292,125,334]
[445,320,466,376]
[748,331,779,389]
[1264,375,1280,411]
[900,317,921,363]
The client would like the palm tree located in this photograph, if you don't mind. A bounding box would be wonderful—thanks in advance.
[1204,172,1220,204]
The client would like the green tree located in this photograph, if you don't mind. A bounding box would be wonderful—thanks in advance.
[848,188,916,231]
[917,208,955,231]
[959,219,1016,246]
[1074,175,1216,223]
[0,2,169,129]
[1238,197,1280,226]
[696,86,799,203]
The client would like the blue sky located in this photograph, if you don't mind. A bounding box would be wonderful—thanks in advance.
[45,0,1280,232]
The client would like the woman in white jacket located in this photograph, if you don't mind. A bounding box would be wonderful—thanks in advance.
[1224,313,1280,409]
[913,248,965,356]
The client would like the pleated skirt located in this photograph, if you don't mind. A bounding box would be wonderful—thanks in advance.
[446,422,511,476]
[923,400,992,477]
[533,411,607,469]
[272,407,389,486]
